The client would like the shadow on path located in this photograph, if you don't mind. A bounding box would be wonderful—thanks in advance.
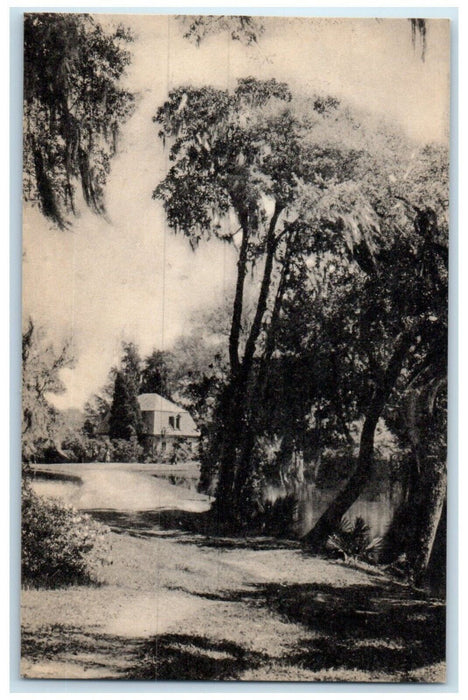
[22,625,267,681]
[181,579,445,676]
[119,579,445,680]
[22,575,445,680]
[126,633,267,680]
[21,624,142,678]
[87,507,300,551]
[85,508,208,536]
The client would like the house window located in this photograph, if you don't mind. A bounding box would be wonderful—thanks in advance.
[176,415,180,430]
[168,416,175,429]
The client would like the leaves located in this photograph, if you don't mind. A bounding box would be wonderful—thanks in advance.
[153,79,303,242]
[153,76,448,529]
[22,481,112,587]
[108,371,143,441]
[326,516,383,562]
[178,15,264,46]
[140,350,175,399]
[22,319,75,461]
[310,180,381,273]
[23,13,135,227]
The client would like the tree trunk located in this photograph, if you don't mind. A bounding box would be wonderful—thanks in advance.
[213,205,284,525]
[240,203,283,377]
[303,331,414,550]
[229,222,249,374]
[406,375,447,586]
[210,381,245,523]
[303,409,380,549]
[256,233,293,394]
[383,367,447,586]
[411,467,446,588]
[425,497,447,596]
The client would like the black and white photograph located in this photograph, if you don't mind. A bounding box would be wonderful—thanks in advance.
[21,12,450,682]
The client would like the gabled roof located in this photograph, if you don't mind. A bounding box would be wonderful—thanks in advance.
[138,393,189,413]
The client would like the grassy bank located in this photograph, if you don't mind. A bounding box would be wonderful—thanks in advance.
[21,519,445,682]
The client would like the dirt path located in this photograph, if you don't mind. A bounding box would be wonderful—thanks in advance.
[22,467,446,682]
[30,462,209,512]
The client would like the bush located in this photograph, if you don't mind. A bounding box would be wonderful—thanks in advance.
[62,431,113,463]
[313,448,355,488]
[166,474,198,490]
[258,492,300,536]
[111,435,144,463]
[22,481,112,588]
[326,516,382,563]
[62,431,146,464]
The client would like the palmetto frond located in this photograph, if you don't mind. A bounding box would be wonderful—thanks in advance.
[326,515,382,562]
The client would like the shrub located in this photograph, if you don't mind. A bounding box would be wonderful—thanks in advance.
[256,492,300,536]
[166,474,197,490]
[111,435,144,463]
[22,481,112,588]
[313,448,356,488]
[326,515,382,563]
[62,432,113,463]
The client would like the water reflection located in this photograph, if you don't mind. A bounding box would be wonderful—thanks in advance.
[31,469,402,541]
[264,481,403,539]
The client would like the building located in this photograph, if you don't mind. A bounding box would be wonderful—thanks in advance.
[138,393,200,460]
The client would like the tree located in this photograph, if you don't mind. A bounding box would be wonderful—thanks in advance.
[168,301,236,493]
[22,319,75,461]
[382,359,447,587]
[153,78,397,525]
[139,350,175,398]
[302,144,448,561]
[253,140,448,583]
[155,74,448,573]
[89,341,144,442]
[108,371,143,441]
[256,259,365,487]
[119,341,142,395]
[23,13,135,228]
[83,383,114,437]
[83,340,142,437]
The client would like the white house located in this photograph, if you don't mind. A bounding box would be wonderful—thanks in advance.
[138,393,200,459]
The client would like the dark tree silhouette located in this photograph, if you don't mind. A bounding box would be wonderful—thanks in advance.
[140,350,174,399]
[108,371,143,441]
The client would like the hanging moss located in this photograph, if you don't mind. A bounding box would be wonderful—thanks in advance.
[23,13,135,228]
[410,18,427,61]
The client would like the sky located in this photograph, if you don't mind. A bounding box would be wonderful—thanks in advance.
[22,14,451,411]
